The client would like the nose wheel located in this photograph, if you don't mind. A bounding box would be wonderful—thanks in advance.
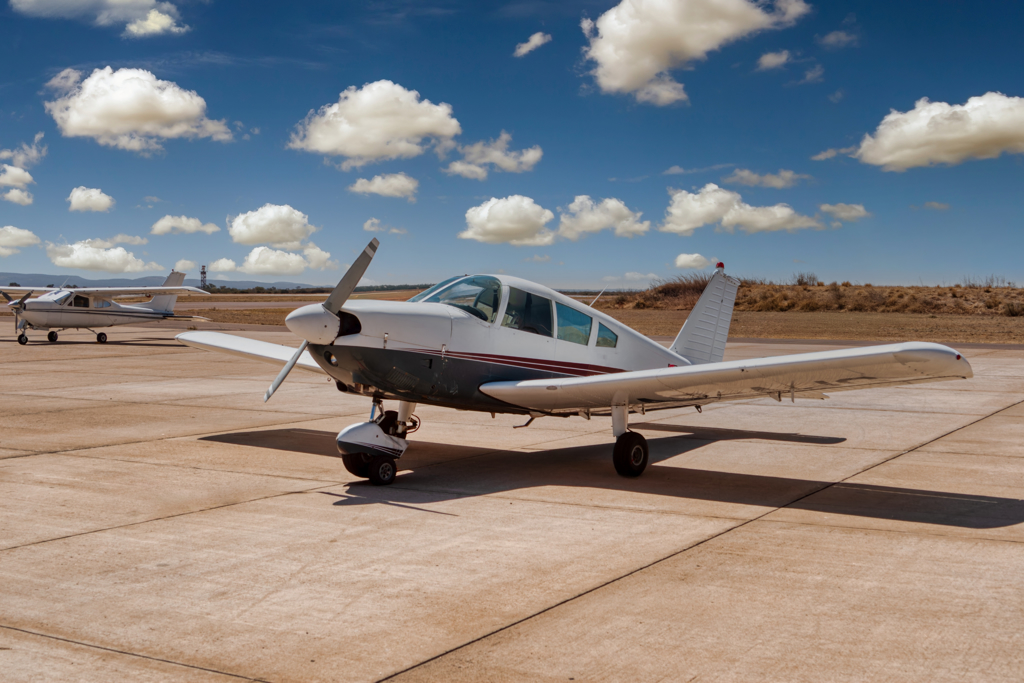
[18,334,28,345]
[47,331,58,342]
[367,455,397,486]
[96,332,107,343]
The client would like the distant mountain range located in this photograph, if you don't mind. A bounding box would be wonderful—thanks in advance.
[0,272,322,289]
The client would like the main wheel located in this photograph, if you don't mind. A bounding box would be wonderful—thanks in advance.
[367,455,397,486]
[341,452,371,478]
[613,432,649,477]
[18,334,28,345]
[97,332,107,343]
[47,331,58,342]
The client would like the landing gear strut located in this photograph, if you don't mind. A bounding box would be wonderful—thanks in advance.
[610,404,648,477]
[47,331,58,342]
[336,400,417,486]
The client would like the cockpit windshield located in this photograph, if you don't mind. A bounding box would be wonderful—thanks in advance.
[416,275,502,323]
[407,276,462,303]
[51,291,72,305]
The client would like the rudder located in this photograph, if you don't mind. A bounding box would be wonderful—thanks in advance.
[670,265,740,365]
[146,271,186,312]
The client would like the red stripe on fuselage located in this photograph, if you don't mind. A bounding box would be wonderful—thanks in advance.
[402,347,624,377]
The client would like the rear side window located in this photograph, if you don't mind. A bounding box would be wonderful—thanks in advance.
[596,323,618,348]
[502,287,553,337]
[555,303,592,346]
[72,295,89,308]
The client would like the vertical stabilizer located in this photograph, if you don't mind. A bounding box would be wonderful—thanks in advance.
[670,264,740,365]
[146,271,186,312]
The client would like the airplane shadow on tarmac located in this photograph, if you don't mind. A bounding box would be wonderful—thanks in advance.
[201,427,1024,530]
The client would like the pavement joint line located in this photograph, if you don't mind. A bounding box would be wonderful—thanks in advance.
[0,481,341,553]
[375,396,1024,683]
[0,625,264,682]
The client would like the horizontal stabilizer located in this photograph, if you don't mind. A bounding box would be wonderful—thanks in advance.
[175,331,325,375]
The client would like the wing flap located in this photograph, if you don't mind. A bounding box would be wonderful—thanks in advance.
[175,331,325,374]
[480,342,972,412]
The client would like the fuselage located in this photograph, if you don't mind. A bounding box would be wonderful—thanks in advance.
[18,290,174,330]
[297,274,688,413]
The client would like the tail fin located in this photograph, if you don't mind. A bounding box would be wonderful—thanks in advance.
[670,264,740,365]
[147,271,186,312]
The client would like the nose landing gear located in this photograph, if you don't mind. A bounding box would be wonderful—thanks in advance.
[18,334,28,345]
[336,400,418,485]
[47,331,58,342]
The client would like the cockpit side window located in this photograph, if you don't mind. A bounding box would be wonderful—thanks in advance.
[596,323,618,348]
[72,295,89,308]
[420,276,502,323]
[555,302,592,345]
[502,287,553,337]
[93,299,111,308]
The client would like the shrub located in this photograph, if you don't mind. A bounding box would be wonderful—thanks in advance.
[1005,302,1024,317]
[841,281,851,287]
[792,271,818,286]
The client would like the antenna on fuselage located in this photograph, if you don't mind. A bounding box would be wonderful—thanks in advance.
[588,288,607,307]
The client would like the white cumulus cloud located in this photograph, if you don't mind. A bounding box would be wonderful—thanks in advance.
[234,247,308,275]
[150,215,220,235]
[722,168,810,188]
[0,225,40,257]
[2,189,33,206]
[228,204,317,248]
[208,257,237,273]
[799,64,824,84]
[348,172,419,201]
[174,259,196,272]
[82,234,148,248]
[820,203,870,222]
[0,165,34,189]
[557,195,649,240]
[288,80,461,170]
[459,195,555,246]
[11,0,188,37]
[514,32,552,57]
[68,186,115,212]
[675,253,710,269]
[818,30,857,49]
[757,50,790,70]
[0,132,47,168]
[660,183,821,235]
[581,0,809,105]
[854,92,1024,171]
[46,241,162,272]
[443,131,542,181]
[363,218,384,233]
[45,67,231,153]
[811,146,856,161]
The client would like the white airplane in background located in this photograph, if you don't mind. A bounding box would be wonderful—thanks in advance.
[3,271,207,345]
[177,239,973,486]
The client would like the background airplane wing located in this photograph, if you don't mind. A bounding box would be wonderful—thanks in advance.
[64,286,208,296]
[175,331,326,375]
[0,287,52,296]
[480,342,972,413]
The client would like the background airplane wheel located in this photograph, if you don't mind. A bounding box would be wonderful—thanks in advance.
[341,453,371,478]
[47,331,58,342]
[367,455,397,486]
[613,432,649,477]
[97,332,107,343]
[18,334,28,345]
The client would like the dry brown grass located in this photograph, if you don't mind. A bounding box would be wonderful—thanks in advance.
[607,281,1024,317]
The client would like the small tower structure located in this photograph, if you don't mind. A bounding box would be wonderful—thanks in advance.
[200,265,208,291]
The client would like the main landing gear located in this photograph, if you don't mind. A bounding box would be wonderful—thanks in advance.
[96,332,107,344]
[611,404,649,477]
[18,334,28,345]
[47,331,58,342]
[337,400,419,486]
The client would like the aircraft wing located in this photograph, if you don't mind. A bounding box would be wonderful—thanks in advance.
[479,342,972,413]
[66,286,207,297]
[174,331,326,375]
[0,287,52,296]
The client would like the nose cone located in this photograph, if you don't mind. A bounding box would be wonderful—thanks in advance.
[286,304,340,345]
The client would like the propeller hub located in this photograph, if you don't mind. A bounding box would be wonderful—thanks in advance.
[285,304,340,345]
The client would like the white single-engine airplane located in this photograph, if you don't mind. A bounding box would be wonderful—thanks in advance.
[3,271,207,345]
[176,239,973,486]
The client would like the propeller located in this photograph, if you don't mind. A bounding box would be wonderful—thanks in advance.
[5,291,31,334]
[264,238,380,402]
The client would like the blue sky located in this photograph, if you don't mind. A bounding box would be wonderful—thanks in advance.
[1,0,1022,287]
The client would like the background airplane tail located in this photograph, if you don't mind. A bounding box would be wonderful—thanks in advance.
[145,271,186,312]
[670,265,740,365]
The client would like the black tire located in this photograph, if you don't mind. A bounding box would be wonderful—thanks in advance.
[18,334,28,345]
[47,331,58,342]
[613,432,649,477]
[367,455,397,486]
[97,332,107,343]
[341,453,371,478]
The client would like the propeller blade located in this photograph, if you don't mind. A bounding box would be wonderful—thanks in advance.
[323,238,379,315]
[264,340,308,403]
[1,292,11,303]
